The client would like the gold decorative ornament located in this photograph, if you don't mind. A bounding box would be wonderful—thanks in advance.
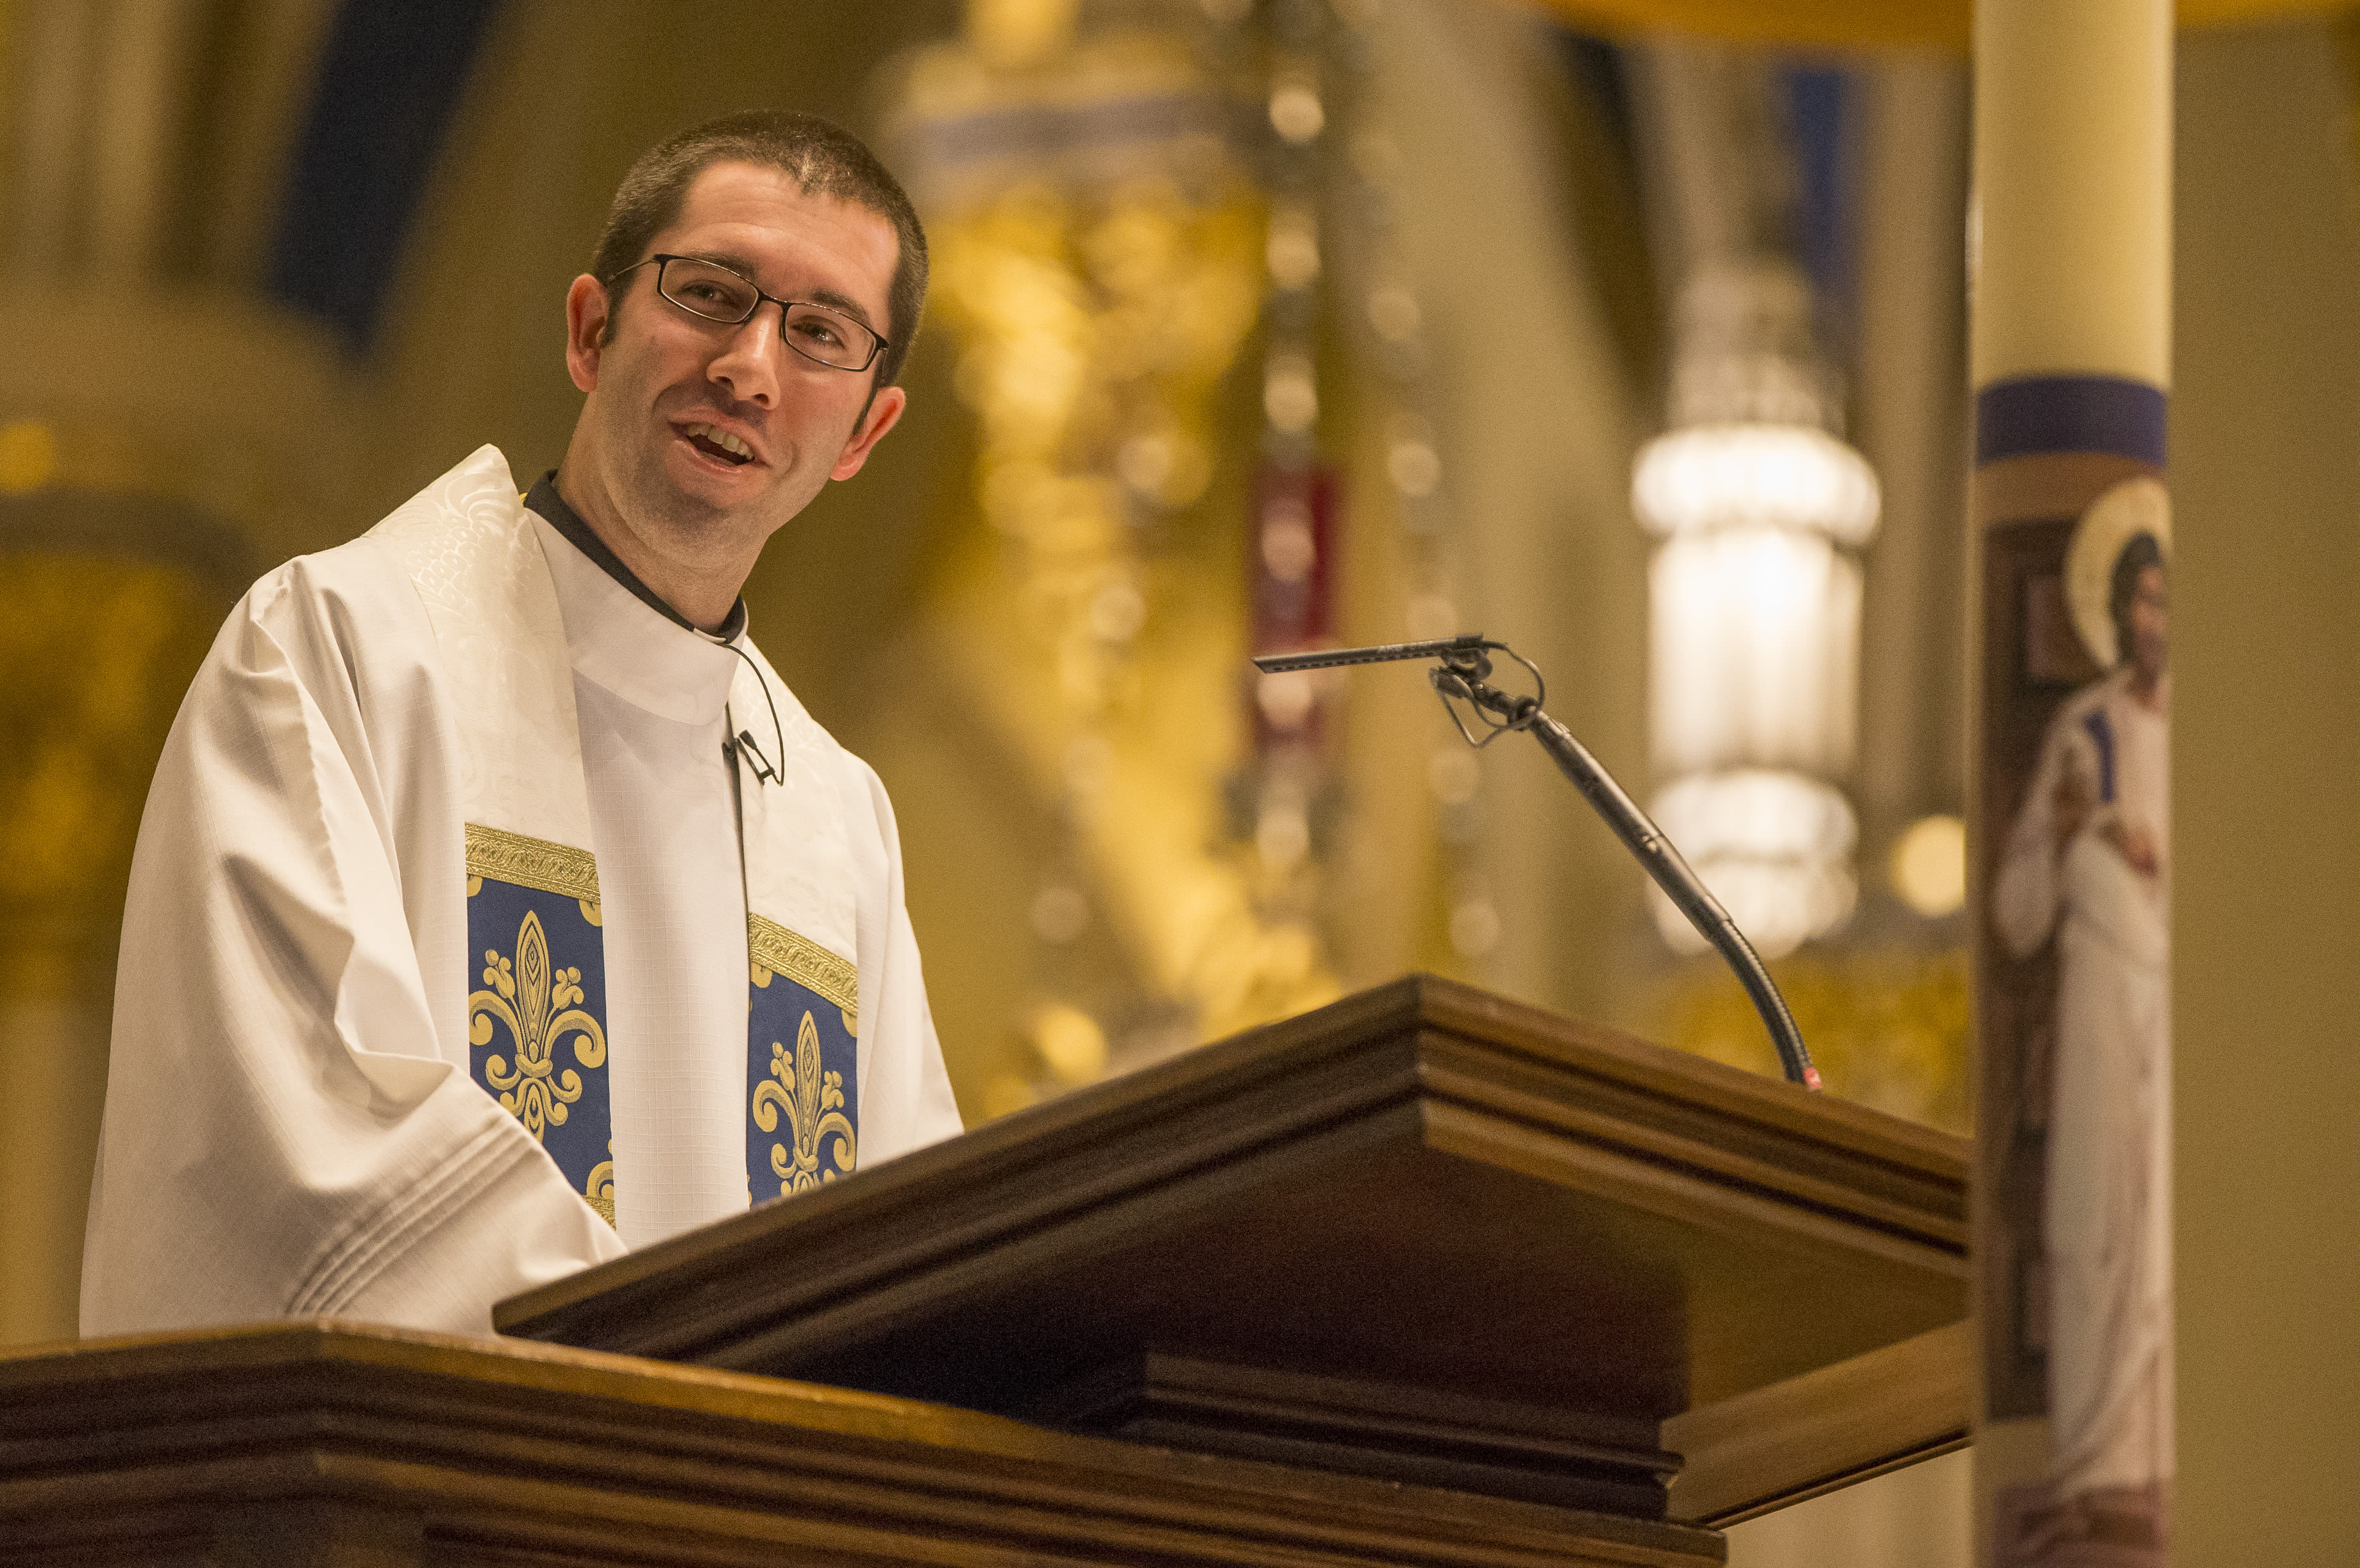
[470,909,607,1141]
[584,1155,616,1228]
[463,823,600,904]
[747,914,858,1021]
[752,1011,857,1193]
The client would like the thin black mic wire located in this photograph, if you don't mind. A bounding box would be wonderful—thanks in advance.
[1252,634,1822,1090]
[720,642,787,787]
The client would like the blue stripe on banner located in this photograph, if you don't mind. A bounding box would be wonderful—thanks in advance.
[1974,375,2167,467]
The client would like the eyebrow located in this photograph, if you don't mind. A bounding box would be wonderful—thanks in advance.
[680,249,880,334]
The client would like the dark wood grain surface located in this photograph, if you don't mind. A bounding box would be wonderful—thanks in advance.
[498,975,1969,1521]
[0,1319,1724,1567]
[1664,1320,1973,1524]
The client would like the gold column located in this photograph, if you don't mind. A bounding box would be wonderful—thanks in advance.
[1969,1,2172,1564]
[2171,23,2360,1565]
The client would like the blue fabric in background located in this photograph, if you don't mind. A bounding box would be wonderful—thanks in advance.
[1789,64,1855,361]
[269,0,504,350]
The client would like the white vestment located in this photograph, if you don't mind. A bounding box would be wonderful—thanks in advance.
[1993,666,2172,1496]
[81,447,961,1338]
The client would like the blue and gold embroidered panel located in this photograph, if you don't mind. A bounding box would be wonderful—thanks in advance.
[465,824,614,1226]
[746,915,857,1204]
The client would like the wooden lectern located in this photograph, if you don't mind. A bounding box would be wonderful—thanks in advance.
[0,976,1968,1565]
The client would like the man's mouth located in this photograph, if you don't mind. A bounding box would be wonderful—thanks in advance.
[680,421,756,467]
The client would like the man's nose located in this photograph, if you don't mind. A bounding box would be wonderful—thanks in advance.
[708,307,784,407]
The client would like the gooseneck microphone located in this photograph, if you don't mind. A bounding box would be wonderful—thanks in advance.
[1252,634,1821,1092]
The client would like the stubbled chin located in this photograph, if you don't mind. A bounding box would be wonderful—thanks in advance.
[612,432,823,541]
[607,444,739,528]
[664,434,763,494]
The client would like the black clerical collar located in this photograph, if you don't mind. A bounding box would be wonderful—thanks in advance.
[525,471,747,642]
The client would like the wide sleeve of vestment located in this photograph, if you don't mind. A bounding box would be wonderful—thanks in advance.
[1993,738,2064,961]
[1993,682,2107,963]
[80,541,626,1340]
[830,750,965,1165]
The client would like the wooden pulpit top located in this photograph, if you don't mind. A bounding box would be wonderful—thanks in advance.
[500,974,1970,1523]
[0,1319,1723,1566]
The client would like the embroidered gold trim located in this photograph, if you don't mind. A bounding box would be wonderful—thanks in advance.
[748,914,857,1019]
[584,1158,616,1228]
[466,823,599,903]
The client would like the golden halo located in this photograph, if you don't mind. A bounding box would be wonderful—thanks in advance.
[2066,475,2171,670]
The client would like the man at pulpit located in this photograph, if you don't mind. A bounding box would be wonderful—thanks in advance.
[79,111,964,1340]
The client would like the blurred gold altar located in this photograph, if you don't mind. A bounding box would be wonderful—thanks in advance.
[2,3,2357,1564]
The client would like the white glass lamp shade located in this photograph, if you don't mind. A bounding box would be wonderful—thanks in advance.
[1648,768,1858,959]
[1632,424,1880,545]
[1648,526,1862,780]
[1635,416,1878,958]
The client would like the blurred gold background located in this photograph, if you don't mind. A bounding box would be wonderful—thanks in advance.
[1,24,2357,1564]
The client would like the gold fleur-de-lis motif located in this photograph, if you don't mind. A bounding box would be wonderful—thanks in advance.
[751,1010,856,1194]
[584,1148,616,1228]
[471,909,607,1141]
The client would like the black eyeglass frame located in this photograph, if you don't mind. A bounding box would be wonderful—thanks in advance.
[605,253,889,374]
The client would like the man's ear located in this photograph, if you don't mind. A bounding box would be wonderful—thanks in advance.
[565,274,609,393]
[830,385,908,482]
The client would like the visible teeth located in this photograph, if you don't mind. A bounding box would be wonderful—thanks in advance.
[686,423,752,460]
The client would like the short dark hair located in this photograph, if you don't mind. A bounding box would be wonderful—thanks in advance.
[2109,530,2164,661]
[589,110,927,389]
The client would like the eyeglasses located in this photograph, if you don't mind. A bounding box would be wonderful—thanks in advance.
[607,254,888,373]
